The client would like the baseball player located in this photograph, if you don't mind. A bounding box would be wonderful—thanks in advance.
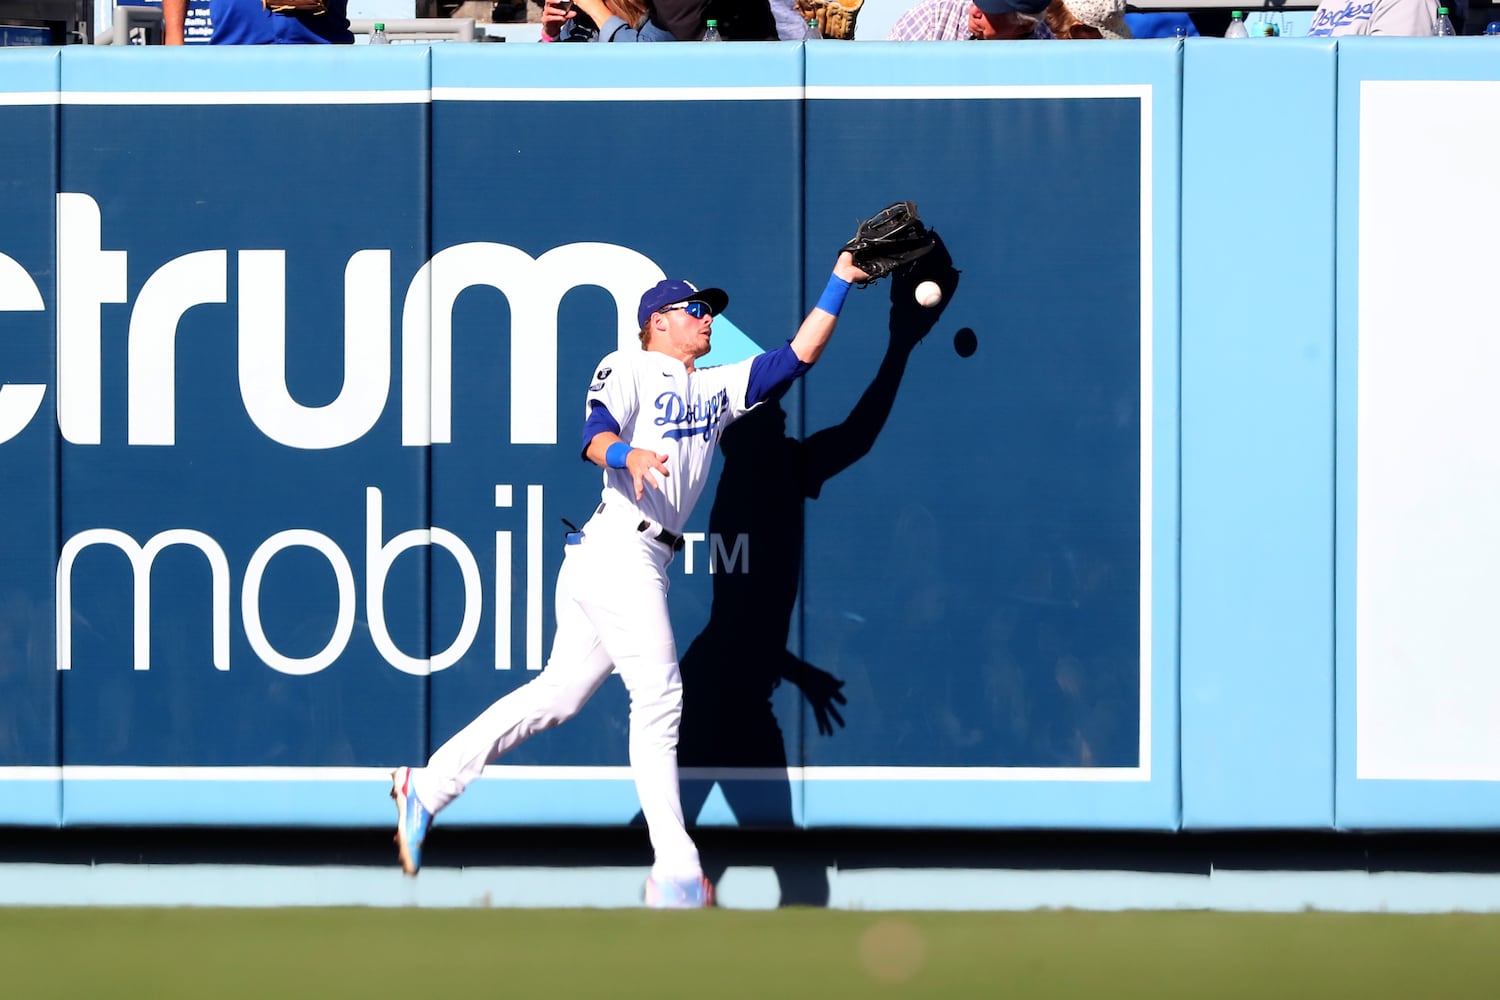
[392,249,872,907]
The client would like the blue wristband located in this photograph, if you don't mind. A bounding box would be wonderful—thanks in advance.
[605,441,631,469]
[816,273,852,317]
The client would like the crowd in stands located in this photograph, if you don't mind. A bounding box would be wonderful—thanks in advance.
[533,0,1468,40]
[537,0,846,39]
[884,0,1461,39]
[164,0,1464,48]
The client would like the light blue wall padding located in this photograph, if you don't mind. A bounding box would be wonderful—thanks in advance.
[61,776,393,827]
[804,779,1187,830]
[438,776,805,828]
[59,773,797,827]
[1178,40,1337,830]
[60,774,744,827]
[59,774,806,828]
[0,45,58,95]
[1333,39,1500,830]
[0,47,61,827]
[806,37,1176,89]
[0,780,61,827]
[432,37,805,92]
[58,43,431,96]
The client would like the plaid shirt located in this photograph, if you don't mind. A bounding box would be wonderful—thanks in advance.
[888,0,1053,38]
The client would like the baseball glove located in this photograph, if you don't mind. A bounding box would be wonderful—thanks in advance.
[840,201,936,285]
[796,0,864,38]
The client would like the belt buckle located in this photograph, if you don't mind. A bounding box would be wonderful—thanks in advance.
[637,519,684,552]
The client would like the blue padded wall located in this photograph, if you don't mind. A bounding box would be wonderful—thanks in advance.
[0,41,1495,833]
[1178,39,1338,830]
[54,47,431,825]
[1332,39,1500,830]
[0,49,62,827]
[426,43,810,828]
[797,42,1182,829]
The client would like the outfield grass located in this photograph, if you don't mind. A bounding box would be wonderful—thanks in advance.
[3,908,1498,999]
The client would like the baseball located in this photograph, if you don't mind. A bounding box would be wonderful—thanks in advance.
[914,280,942,308]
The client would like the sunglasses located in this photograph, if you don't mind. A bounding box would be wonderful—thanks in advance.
[660,301,714,319]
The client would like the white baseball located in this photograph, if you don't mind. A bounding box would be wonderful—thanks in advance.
[914,280,942,308]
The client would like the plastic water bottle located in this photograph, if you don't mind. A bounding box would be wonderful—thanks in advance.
[701,18,723,40]
[1225,10,1249,37]
[370,21,389,43]
[804,16,822,38]
[1434,6,1455,33]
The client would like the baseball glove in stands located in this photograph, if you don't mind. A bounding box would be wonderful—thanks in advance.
[797,0,864,38]
[840,201,936,285]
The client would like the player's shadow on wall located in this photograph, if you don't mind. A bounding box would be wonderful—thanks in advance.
[636,240,959,907]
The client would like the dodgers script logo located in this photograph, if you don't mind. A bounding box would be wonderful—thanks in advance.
[654,387,730,442]
[1307,0,1374,34]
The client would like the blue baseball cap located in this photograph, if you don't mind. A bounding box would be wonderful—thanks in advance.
[975,0,1051,15]
[637,279,729,328]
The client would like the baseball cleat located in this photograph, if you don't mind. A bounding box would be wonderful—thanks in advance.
[391,766,433,877]
[644,874,715,909]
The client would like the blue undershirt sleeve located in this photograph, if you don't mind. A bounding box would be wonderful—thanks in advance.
[746,342,812,408]
[581,402,621,460]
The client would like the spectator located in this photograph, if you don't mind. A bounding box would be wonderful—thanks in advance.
[888,0,1056,40]
[771,0,806,37]
[1047,0,1131,37]
[639,0,777,38]
[541,0,648,40]
[164,0,353,43]
[1307,0,1437,35]
[1122,11,1198,37]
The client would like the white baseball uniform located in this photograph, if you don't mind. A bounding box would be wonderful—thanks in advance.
[409,340,808,882]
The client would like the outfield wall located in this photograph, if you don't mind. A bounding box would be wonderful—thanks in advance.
[0,39,1496,833]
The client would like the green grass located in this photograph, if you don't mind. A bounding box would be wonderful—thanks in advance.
[3,908,1498,999]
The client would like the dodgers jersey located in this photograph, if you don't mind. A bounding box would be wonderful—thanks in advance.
[582,343,808,534]
[1306,0,1436,34]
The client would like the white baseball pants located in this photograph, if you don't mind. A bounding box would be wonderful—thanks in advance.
[410,513,701,881]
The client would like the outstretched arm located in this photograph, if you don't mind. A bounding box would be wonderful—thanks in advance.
[803,247,959,485]
[744,250,872,407]
[788,252,869,364]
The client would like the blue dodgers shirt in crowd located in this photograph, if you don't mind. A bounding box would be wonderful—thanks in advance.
[1307,0,1446,36]
[209,0,354,43]
[1122,12,1199,36]
[1309,1,1377,35]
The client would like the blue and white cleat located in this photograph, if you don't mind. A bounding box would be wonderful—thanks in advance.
[391,766,433,877]
[644,874,716,909]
